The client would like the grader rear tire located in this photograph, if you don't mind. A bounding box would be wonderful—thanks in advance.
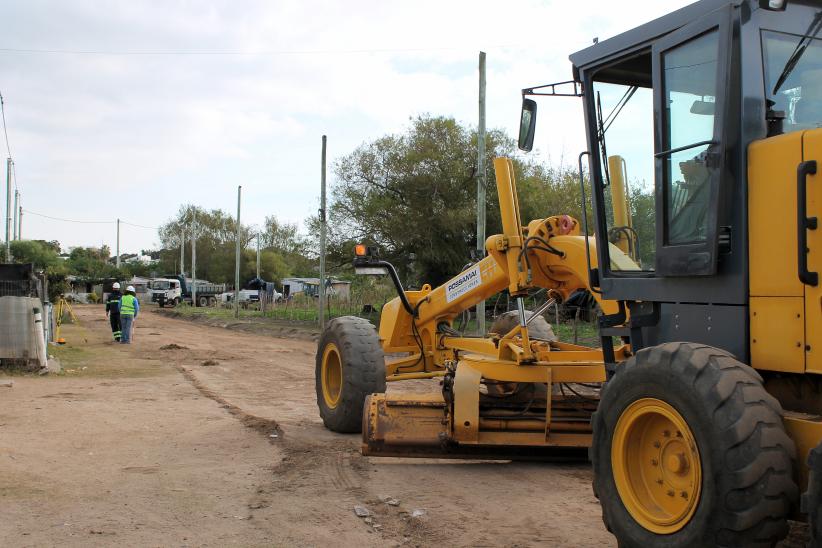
[592,342,797,547]
[489,310,556,341]
[802,443,822,546]
[316,316,386,433]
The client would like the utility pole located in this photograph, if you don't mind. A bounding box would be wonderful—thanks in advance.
[319,135,327,330]
[476,51,487,335]
[234,185,242,319]
[191,212,197,307]
[18,206,22,240]
[5,158,11,262]
[256,233,261,279]
[12,190,18,240]
[116,218,121,269]
[179,229,185,277]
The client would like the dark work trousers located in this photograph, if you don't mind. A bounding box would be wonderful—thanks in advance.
[109,312,122,341]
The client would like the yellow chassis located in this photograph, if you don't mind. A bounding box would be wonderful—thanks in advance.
[362,158,634,456]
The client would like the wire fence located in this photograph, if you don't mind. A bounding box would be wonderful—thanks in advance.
[0,279,42,299]
[256,294,386,325]
[233,288,602,346]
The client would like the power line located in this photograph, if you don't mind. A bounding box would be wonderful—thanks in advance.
[23,208,112,224]
[23,209,160,229]
[120,220,158,230]
[0,44,522,57]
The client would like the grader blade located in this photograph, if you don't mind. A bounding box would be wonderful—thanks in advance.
[362,393,591,461]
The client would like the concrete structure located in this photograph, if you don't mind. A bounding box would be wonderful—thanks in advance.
[0,296,47,369]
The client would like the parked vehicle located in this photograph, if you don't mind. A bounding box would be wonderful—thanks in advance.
[147,278,182,307]
[149,275,226,307]
[218,289,259,304]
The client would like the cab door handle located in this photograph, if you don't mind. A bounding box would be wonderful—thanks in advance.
[798,160,818,286]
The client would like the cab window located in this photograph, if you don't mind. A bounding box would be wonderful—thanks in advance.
[762,29,822,131]
[592,53,655,271]
[660,29,719,245]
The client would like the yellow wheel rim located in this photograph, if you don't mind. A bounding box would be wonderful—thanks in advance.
[611,398,702,534]
[321,343,343,408]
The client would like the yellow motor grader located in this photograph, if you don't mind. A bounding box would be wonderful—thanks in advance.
[316,0,822,545]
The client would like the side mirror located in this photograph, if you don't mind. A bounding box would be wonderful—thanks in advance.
[353,244,388,276]
[518,98,537,152]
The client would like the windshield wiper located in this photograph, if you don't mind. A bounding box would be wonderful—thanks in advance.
[596,85,638,187]
[772,10,822,95]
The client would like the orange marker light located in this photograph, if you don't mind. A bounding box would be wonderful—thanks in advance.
[355,244,367,257]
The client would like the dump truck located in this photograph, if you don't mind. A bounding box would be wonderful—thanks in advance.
[314,0,822,545]
[148,275,225,307]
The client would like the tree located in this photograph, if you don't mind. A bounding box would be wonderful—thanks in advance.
[157,205,255,283]
[66,246,119,279]
[260,216,307,255]
[10,240,62,271]
[322,115,593,287]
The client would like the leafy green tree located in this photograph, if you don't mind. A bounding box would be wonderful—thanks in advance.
[157,205,254,283]
[157,206,313,285]
[10,240,62,270]
[322,115,593,287]
[66,246,119,279]
[260,216,307,255]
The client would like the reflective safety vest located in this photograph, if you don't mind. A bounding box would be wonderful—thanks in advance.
[121,294,137,316]
[107,294,121,313]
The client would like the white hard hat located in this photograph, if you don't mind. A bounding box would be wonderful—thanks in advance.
[126,285,135,292]
[112,282,121,289]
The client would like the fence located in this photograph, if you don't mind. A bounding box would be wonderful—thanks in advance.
[259,294,386,325]
[250,288,600,346]
[0,279,42,299]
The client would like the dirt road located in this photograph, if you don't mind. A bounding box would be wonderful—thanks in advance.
[0,304,613,547]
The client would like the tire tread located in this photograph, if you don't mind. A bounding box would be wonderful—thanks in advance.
[593,341,797,547]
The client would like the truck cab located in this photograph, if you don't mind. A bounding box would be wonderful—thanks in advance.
[148,278,182,307]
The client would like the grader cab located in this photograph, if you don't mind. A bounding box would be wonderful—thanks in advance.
[316,0,822,545]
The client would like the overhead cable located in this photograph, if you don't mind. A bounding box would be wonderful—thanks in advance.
[23,209,112,224]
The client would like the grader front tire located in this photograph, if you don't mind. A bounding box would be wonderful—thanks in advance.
[592,342,797,547]
[315,316,386,433]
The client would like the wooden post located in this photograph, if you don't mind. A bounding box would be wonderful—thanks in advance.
[116,218,121,269]
[476,51,487,335]
[319,135,327,330]
[180,229,185,277]
[191,211,197,307]
[5,158,11,261]
[234,185,242,319]
[12,189,18,240]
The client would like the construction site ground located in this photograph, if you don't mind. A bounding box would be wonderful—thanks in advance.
[1,304,802,547]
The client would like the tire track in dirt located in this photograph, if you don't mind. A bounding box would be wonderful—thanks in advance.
[148,310,615,547]
[170,358,283,440]
[157,342,447,546]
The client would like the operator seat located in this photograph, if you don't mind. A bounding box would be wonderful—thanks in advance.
[794,68,822,129]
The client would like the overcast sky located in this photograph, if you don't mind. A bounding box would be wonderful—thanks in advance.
[1,0,691,255]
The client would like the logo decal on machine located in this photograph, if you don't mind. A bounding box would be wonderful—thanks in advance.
[445,264,481,303]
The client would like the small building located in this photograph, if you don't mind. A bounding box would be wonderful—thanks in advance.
[281,277,351,301]
[128,276,150,294]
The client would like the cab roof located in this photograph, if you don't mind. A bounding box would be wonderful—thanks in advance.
[569,0,733,71]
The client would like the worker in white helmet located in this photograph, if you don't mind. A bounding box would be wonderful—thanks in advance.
[119,285,140,344]
[105,282,123,342]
